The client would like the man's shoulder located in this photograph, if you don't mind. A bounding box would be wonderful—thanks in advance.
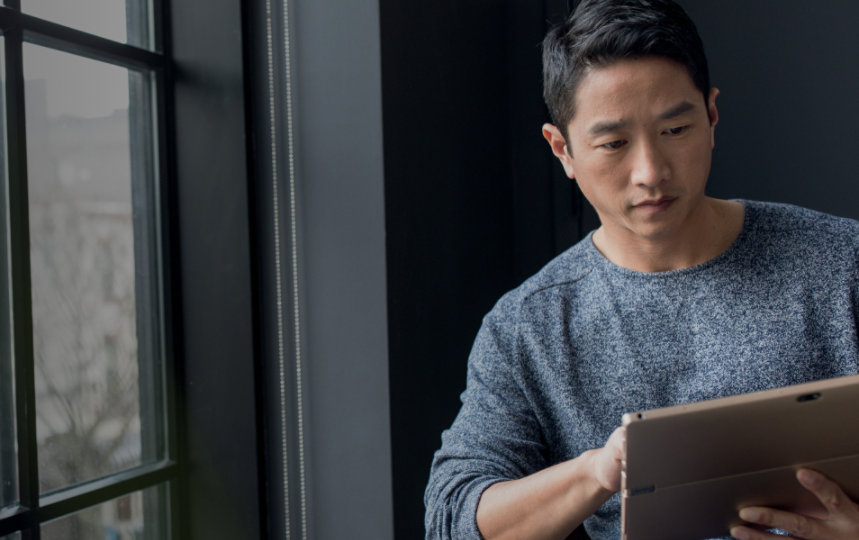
[746,200,859,238]
[489,237,598,322]
[743,200,859,259]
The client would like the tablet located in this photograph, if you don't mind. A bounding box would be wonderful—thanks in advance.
[620,374,859,540]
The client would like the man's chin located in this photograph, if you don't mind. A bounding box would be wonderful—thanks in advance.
[626,221,684,242]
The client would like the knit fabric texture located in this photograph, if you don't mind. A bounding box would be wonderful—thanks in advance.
[425,200,859,539]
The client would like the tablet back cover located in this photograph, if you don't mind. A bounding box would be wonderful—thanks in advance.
[620,374,859,540]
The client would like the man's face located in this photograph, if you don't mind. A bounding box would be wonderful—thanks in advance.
[543,57,719,245]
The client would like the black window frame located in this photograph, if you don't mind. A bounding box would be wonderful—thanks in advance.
[0,1,181,538]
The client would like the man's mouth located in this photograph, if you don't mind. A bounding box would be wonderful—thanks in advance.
[632,196,677,212]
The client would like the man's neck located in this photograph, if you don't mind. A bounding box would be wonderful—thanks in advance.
[592,198,745,273]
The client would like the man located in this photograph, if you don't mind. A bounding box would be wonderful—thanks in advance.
[424,1,859,539]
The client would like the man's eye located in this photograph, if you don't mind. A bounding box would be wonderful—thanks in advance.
[602,140,627,150]
[665,126,688,135]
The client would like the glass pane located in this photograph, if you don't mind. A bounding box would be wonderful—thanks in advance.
[1,534,21,540]
[24,44,164,493]
[41,484,168,540]
[21,0,152,50]
[0,37,18,511]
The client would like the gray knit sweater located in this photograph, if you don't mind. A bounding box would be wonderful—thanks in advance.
[425,201,859,539]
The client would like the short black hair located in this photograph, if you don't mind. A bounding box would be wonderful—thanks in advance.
[543,0,710,137]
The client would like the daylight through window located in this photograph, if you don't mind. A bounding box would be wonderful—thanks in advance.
[0,2,175,538]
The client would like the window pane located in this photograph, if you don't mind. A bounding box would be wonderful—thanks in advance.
[41,484,168,540]
[21,0,152,50]
[24,44,164,494]
[0,37,18,512]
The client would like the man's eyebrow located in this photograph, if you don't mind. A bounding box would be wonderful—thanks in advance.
[586,101,699,136]
[587,119,627,137]
[659,100,696,120]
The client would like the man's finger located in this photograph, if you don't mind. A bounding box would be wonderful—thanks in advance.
[737,506,818,538]
[796,468,849,515]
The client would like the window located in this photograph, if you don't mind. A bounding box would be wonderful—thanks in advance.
[0,1,176,538]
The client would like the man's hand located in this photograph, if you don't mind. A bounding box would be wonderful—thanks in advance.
[730,469,859,539]
[476,426,627,540]
[591,425,626,492]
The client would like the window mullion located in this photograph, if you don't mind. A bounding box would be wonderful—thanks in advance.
[0,6,162,72]
[4,26,40,540]
[0,35,15,513]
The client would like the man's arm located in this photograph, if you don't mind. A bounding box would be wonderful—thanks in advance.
[476,427,626,540]
[731,469,859,540]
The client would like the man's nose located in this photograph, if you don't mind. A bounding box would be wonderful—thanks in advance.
[629,139,669,187]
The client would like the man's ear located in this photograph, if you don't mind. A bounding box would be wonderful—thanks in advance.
[542,123,575,179]
[707,87,720,149]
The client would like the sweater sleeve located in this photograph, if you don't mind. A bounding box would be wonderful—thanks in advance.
[852,235,859,366]
[424,309,548,539]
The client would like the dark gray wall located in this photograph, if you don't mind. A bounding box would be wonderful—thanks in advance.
[383,2,859,539]
[681,0,859,220]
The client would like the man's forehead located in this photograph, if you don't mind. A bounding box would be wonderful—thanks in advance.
[568,57,705,131]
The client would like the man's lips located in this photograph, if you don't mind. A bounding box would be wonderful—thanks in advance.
[632,196,677,211]
[634,196,676,206]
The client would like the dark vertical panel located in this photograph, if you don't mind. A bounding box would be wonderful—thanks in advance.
[169,0,263,537]
[380,2,516,537]
[381,1,584,537]
[679,0,859,220]
[506,0,560,281]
